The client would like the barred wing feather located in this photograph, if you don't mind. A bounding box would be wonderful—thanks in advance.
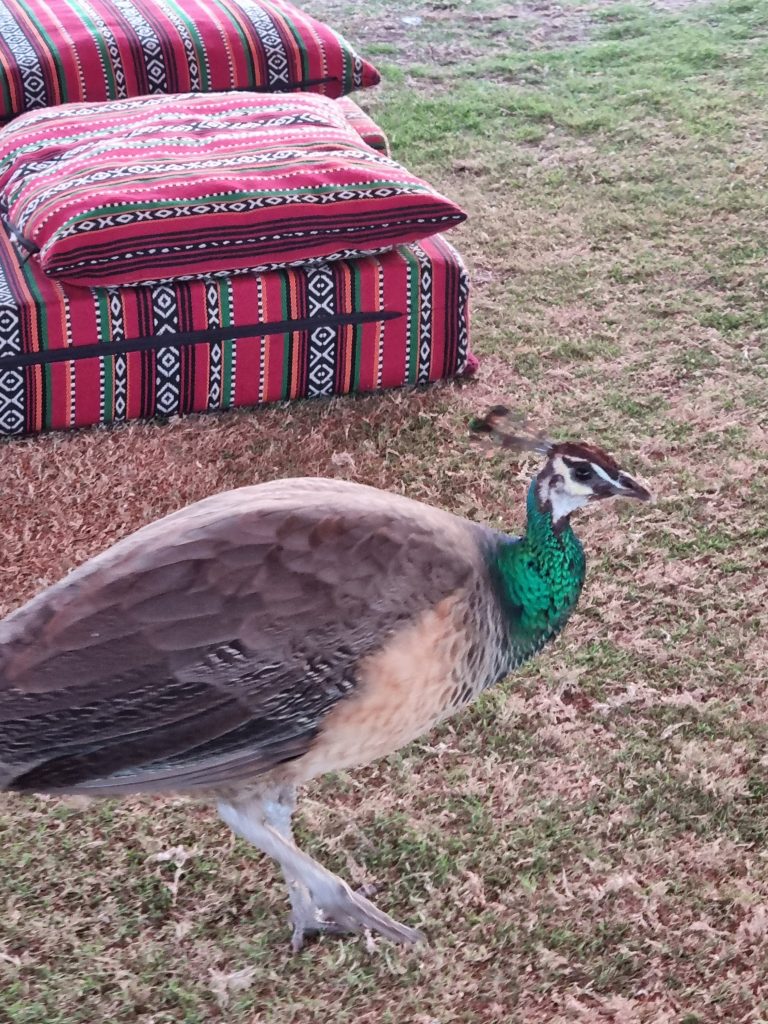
[0,479,479,794]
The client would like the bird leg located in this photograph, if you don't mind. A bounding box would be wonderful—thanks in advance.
[218,787,424,952]
[239,784,318,950]
[254,784,343,951]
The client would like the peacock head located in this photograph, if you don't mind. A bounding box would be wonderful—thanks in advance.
[470,406,651,527]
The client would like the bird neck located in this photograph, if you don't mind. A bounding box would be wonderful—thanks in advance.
[491,482,587,668]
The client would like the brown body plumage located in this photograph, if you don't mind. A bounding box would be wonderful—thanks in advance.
[1,427,649,949]
[1,479,505,796]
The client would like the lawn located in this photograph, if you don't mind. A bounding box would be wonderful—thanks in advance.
[1,0,767,1020]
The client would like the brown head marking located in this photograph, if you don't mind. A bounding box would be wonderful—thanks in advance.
[554,441,621,480]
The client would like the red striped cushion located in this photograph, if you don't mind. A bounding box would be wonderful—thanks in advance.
[0,92,466,287]
[335,97,390,155]
[0,0,379,121]
[0,234,472,436]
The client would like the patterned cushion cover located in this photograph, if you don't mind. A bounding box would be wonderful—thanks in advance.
[335,97,389,155]
[0,0,380,121]
[0,92,465,286]
[0,233,472,436]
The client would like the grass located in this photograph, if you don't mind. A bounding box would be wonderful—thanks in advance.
[1,0,768,1020]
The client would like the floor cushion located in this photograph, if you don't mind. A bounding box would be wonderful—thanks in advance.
[0,91,465,286]
[0,233,472,435]
[0,0,380,122]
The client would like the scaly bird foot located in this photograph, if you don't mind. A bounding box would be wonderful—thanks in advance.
[289,881,424,952]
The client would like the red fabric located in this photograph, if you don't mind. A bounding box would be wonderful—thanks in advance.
[335,97,390,155]
[0,234,472,435]
[0,92,464,286]
[0,0,380,121]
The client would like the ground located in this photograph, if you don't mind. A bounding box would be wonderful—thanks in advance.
[1,0,767,1021]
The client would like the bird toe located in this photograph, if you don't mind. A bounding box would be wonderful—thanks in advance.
[288,877,424,950]
[315,879,425,947]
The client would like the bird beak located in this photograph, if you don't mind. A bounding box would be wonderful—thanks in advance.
[612,472,652,502]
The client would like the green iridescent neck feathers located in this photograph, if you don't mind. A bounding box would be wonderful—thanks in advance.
[489,482,587,669]
[471,406,651,671]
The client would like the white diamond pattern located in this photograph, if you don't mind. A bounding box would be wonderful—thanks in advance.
[152,284,181,415]
[205,280,223,409]
[411,243,434,384]
[237,0,290,87]
[109,0,168,93]
[306,264,336,396]
[0,1,47,110]
[105,289,129,420]
[79,0,129,98]
[0,264,24,434]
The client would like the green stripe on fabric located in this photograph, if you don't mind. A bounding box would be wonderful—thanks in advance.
[101,348,114,421]
[97,291,114,420]
[276,8,311,84]
[400,245,420,384]
[280,273,290,399]
[163,0,211,92]
[19,6,69,102]
[0,60,11,114]
[210,0,256,89]
[56,176,430,222]
[20,262,52,427]
[69,0,118,98]
[350,260,362,391]
[221,280,234,409]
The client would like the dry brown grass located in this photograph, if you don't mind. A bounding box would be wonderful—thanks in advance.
[2,0,768,1021]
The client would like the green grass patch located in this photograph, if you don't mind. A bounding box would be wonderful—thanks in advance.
[2,0,768,1020]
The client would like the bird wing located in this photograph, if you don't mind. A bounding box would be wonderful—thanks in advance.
[0,478,482,794]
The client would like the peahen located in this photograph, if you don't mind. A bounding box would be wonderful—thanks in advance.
[0,408,650,950]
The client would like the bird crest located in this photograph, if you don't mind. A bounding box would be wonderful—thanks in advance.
[469,405,553,457]
[469,405,623,480]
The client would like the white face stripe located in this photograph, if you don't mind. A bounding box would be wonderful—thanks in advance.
[541,455,593,523]
[541,453,625,525]
[549,489,590,523]
[588,460,619,484]
[561,454,618,485]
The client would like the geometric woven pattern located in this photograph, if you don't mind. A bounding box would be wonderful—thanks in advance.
[0,92,464,287]
[0,256,24,434]
[334,97,390,156]
[306,263,339,398]
[0,233,472,435]
[0,0,380,122]
[0,100,472,436]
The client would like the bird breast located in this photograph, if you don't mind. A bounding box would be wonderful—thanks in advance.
[274,584,506,786]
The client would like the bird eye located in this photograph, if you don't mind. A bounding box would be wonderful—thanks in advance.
[573,464,593,482]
